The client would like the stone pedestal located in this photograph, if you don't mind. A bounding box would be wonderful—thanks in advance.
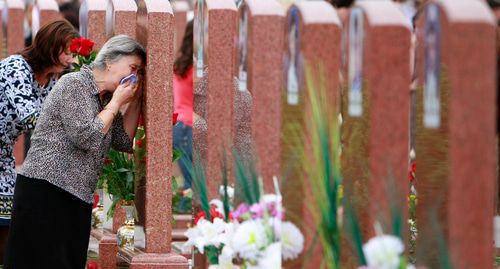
[281,2,341,268]
[134,0,188,267]
[32,0,61,37]
[131,253,189,269]
[172,0,189,53]
[240,0,284,192]
[193,0,237,197]
[106,0,137,38]
[6,0,23,55]
[80,0,107,49]
[341,0,411,243]
[414,1,496,268]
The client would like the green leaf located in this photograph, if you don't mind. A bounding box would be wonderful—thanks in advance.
[173,149,182,162]
[221,156,230,222]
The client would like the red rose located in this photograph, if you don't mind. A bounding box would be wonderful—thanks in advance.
[69,38,80,54]
[173,113,178,125]
[70,37,94,57]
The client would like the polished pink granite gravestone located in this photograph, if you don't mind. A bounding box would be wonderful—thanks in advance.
[80,0,107,49]
[340,2,411,266]
[90,229,118,269]
[31,0,61,37]
[131,0,188,267]
[172,0,189,54]
[281,2,341,268]
[241,0,284,192]
[199,0,237,197]
[106,0,137,38]
[414,1,496,268]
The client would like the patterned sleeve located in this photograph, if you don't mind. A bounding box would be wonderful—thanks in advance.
[110,113,133,152]
[59,75,106,152]
[2,57,39,129]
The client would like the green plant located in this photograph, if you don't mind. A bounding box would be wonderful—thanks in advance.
[100,149,135,219]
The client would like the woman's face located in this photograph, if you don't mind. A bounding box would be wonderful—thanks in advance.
[56,44,74,73]
[106,55,143,89]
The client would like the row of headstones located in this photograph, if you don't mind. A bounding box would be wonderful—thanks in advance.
[3,0,191,268]
[195,0,496,269]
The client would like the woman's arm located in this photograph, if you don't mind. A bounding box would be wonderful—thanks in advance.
[108,83,142,152]
[121,97,141,141]
[98,81,137,134]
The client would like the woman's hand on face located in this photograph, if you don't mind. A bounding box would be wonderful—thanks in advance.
[112,81,137,107]
[132,79,143,101]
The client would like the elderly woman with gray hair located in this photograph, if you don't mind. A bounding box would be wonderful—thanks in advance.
[4,35,145,269]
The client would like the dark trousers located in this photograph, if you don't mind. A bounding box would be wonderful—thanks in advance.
[4,174,92,269]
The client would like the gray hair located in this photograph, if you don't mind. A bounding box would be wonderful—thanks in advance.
[91,35,146,70]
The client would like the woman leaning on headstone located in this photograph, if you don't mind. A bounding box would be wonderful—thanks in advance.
[0,19,78,263]
[3,35,146,269]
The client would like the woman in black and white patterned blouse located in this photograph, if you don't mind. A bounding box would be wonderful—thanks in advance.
[4,35,145,269]
[0,19,77,258]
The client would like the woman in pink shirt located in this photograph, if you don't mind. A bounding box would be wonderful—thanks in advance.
[173,20,193,189]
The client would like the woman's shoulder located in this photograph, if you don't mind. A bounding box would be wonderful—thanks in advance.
[0,55,33,77]
[57,71,86,88]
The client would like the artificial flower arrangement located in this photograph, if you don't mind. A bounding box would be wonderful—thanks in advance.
[183,153,304,268]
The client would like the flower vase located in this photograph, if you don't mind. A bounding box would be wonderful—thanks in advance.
[117,204,135,249]
[91,189,104,229]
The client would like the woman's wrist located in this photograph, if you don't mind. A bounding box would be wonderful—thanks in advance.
[104,102,120,117]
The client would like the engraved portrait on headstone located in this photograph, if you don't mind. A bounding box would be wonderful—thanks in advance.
[31,4,40,37]
[79,0,88,37]
[238,3,248,91]
[194,0,207,78]
[286,6,300,106]
[2,1,8,40]
[423,3,440,129]
[105,0,114,38]
[348,7,363,117]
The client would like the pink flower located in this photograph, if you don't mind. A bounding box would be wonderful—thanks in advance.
[250,203,264,219]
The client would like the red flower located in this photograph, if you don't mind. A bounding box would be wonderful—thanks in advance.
[173,113,178,125]
[70,37,94,57]
[69,38,80,54]
[103,158,111,165]
[136,139,143,148]
[87,260,99,269]
[194,211,206,224]
[92,193,99,209]
[209,206,224,221]
[408,161,416,182]
[138,114,143,127]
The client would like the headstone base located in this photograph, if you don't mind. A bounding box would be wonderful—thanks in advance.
[130,253,189,269]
